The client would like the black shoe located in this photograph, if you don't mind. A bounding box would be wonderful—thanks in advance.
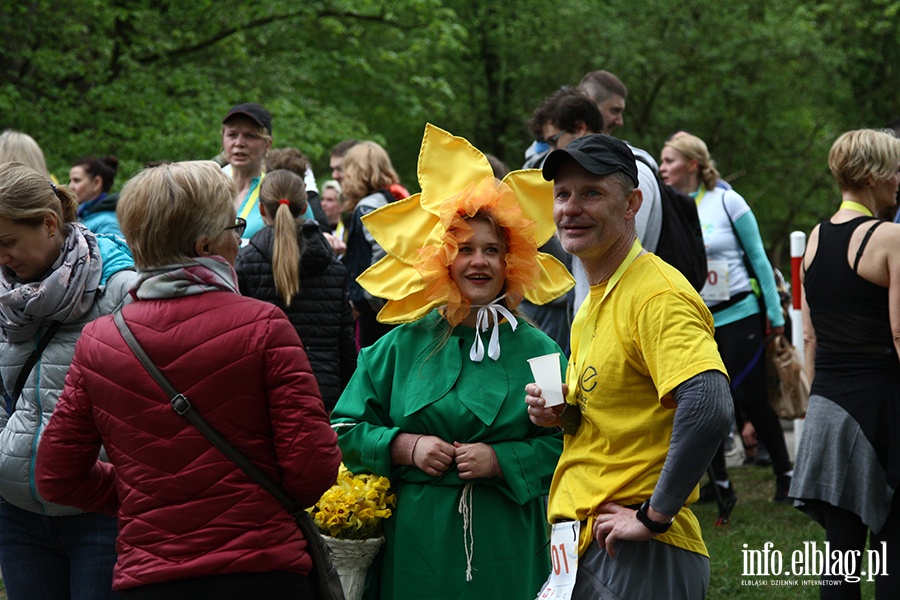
[699,481,737,505]
[753,444,772,467]
[774,474,792,504]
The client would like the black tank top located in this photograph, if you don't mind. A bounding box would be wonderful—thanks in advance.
[805,217,894,361]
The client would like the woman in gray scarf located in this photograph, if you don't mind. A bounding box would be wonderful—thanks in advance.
[0,162,136,600]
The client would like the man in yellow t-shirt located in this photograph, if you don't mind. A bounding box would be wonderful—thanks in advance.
[526,134,731,599]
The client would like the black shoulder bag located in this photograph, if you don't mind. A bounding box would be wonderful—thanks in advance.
[3,321,63,414]
[633,154,708,292]
[113,311,344,600]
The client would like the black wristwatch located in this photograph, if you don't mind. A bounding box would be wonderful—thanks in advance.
[635,500,674,534]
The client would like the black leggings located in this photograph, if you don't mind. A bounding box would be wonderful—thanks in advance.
[709,312,792,480]
[818,499,900,599]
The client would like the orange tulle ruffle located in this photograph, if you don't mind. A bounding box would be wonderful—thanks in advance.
[414,178,539,326]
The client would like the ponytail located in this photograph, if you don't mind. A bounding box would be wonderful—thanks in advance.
[272,201,301,305]
[53,184,79,224]
[259,169,307,306]
[700,163,720,192]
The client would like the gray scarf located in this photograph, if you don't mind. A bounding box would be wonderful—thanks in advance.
[0,223,102,343]
[131,256,239,300]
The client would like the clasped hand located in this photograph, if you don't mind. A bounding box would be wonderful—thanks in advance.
[411,436,498,479]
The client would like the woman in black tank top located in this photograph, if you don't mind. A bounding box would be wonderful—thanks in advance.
[792,129,900,599]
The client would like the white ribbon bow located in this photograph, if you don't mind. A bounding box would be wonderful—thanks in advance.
[469,296,518,362]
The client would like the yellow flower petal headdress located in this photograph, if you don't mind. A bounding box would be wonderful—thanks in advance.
[357,123,574,326]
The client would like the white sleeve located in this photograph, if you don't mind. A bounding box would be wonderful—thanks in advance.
[304,166,318,194]
[634,161,662,253]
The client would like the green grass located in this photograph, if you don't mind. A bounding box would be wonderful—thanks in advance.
[695,465,876,599]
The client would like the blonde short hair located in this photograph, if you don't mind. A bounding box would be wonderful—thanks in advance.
[220,118,272,144]
[0,130,51,180]
[341,141,400,205]
[828,129,900,191]
[664,133,721,191]
[118,161,236,269]
[321,179,344,204]
[0,162,77,228]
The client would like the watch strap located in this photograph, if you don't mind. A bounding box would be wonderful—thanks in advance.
[635,499,674,534]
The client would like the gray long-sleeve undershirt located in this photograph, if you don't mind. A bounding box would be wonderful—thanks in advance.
[649,370,733,516]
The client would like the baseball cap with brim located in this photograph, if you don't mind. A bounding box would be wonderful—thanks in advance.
[223,103,272,134]
[542,134,638,188]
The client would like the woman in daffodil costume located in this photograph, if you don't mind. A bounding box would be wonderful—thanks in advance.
[331,125,574,599]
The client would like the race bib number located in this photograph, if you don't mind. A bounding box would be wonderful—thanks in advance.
[535,520,580,599]
[700,259,730,302]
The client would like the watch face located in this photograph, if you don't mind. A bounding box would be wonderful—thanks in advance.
[559,402,582,436]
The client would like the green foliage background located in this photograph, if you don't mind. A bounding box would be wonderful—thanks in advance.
[1,0,897,269]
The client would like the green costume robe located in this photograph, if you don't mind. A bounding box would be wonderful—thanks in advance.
[332,311,564,600]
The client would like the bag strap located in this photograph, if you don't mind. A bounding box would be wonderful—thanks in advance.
[5,321,63,411]
[112,310,304,518]
[721,191,756,273]
[114,312,345,600]
[853,220,883,272]
[631,153,658,177]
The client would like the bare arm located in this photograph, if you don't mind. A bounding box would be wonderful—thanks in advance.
[883,226,900,361]
[801,225,818,381]
[801,270,816,381]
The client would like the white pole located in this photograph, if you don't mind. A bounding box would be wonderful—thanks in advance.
[790,231,807,457]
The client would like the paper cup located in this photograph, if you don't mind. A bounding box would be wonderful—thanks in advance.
[527,353,565,407]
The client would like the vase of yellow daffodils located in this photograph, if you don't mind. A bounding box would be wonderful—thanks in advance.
[310,464,396,600]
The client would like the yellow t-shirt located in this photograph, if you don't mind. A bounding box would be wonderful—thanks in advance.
[547,253,727,557]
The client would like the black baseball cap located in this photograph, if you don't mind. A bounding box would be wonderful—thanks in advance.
[222,103,272,134]
[542,134,639,188]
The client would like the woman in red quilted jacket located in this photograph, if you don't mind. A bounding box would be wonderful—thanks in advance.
[35,161,341,599]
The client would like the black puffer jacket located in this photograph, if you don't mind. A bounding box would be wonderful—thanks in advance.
[235,221,357,412]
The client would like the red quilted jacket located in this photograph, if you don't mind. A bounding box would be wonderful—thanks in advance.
[36,291,341,590]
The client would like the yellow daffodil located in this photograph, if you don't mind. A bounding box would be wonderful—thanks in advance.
[310,464,397,539]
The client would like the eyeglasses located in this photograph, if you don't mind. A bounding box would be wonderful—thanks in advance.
[224,217,247,237]
[545,130,566,150]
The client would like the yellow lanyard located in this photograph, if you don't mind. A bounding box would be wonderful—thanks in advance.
[839,200,873,217]
[570,239,643,392]
[693,186,706,207]
[238,174,265,220]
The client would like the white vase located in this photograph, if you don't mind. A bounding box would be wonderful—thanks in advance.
[322,536,384,600]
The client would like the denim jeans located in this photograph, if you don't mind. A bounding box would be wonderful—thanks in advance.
[0,500,121,600]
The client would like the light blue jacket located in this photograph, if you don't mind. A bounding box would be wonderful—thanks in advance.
[0,233,136,515]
